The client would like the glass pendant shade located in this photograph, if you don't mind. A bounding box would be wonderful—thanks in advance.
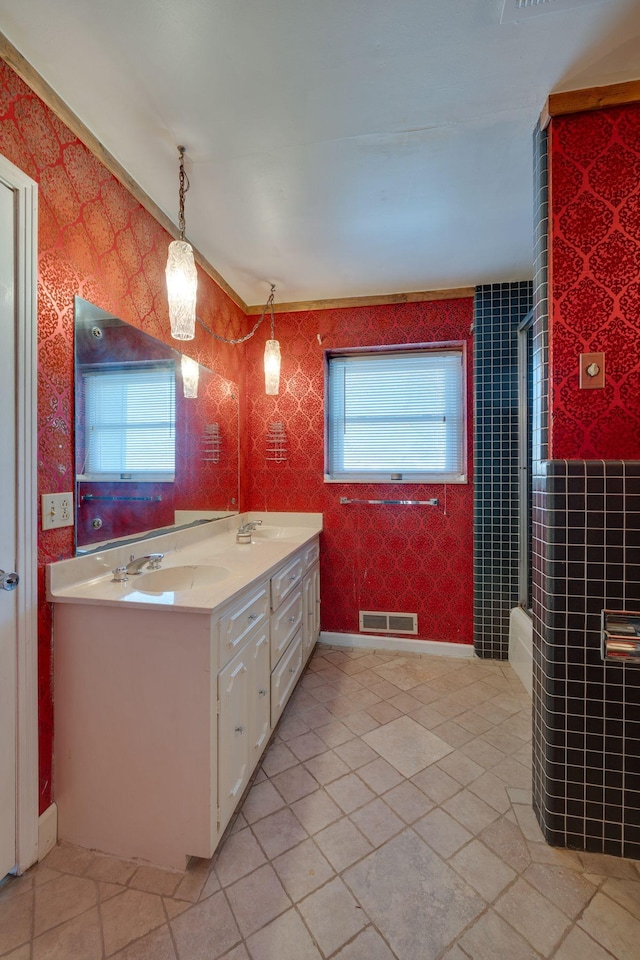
[166,239,198,340]
[181,355,199,398]
[264,339,281,395]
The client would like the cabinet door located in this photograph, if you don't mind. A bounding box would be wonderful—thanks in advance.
[271,630,303,727]
[218,645,251,831]
[302,561,320,663]
[251,628,271,758]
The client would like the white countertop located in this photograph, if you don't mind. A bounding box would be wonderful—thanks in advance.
[47,512,323,614]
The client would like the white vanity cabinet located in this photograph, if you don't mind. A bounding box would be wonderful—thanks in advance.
[52,532,321,869]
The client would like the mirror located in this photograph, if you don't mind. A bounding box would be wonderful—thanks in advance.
[74,297,239,553]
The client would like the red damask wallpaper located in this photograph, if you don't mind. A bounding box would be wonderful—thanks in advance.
[244,299,475,647]
[0,60,247,811]
[550,104,640,458]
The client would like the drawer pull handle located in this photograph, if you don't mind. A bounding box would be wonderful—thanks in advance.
[289,666,297,674]
[248,613,259,621]
[235,725,245,734]
[288,616,296,623]
[288,574,297,581]
[259,688,267,696]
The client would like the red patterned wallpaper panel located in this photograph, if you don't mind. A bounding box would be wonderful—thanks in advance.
[244,299,475,646]
[0,60,246,811]
[550,104,640,458]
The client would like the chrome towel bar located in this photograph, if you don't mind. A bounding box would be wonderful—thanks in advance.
[340,497,439,506]
[602,610,640,663]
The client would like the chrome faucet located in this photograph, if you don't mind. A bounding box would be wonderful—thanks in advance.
[236,519,262,543]
[125,553,164,575]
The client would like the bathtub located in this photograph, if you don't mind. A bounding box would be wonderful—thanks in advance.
[509,606,532,698]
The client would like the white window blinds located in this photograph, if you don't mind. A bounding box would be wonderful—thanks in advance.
[326,349,466,483]
[81,362,176,480]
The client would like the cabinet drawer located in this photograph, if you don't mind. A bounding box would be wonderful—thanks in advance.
[270,585,303,668]
[301,538,319,572]
[271,553,304,609]
[217,582,270,668]
[271,629,302,727]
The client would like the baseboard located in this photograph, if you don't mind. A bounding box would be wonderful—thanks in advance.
[38,802,57,861]
[319,631,474,658]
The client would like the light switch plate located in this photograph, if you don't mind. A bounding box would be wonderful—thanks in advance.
[580,352,605,389]
[41,492,74,530]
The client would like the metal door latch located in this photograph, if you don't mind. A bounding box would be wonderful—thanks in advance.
[0,570,19,591]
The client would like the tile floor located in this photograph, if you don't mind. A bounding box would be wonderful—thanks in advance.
[2,644,640,960]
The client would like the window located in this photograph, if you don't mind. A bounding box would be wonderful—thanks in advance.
[79,362,176,481]
[325,346,466,483]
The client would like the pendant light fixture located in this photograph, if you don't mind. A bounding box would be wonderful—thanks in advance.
[181,354,199,398]
[166,146,198,341]
[263,284,281,395]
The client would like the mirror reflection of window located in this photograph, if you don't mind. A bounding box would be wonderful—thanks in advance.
[80,361,176,481]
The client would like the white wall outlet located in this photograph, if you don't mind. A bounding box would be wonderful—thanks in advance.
[41,492,74,530]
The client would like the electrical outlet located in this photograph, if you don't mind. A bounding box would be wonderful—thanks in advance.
[41,492,74,530]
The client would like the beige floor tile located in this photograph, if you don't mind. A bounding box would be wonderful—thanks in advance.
[554,925,620,960]
[314,719,354,748]
[163,897,191,920]
[326,773,376,813]
[334,737,379,769]
[372,658,440,691]
[34,874,97,936]
[0,889,33,955]
[333,927,397,960]
[240,779,285,824]
[342,710,381,735]
[2,945,31,960]
[409,703,448,730]
[287,731,328,761]
[490,756,531,790]
[350,798,405,847]
[601,876,640,920]
[382,781,434,823]
[483,726,525,755]
[271,764,319,804]
[200,869,221,900]
[276,713,310,739]
[455,908,538,960]
[303,750,350,784]
[171,890,241,960]
[578,891,640,960]
[272,837,335,901]
[245,908,322,960]
[98,881,127,902]
[363,716,453,778]
[214,828,266,887]
[411,765,461,803]
[101,889,166,956]
[409,683,442,706]
[523,862,597,918]
[110,924,177,959]
[578,851,640,880]
[459,736,506,769]
[260,742,297,777]
[436,750,485,786]
[251,807,308,859]
[442,789,500,834]
[449,839,516,901]
[314,817,374,871]
[41,842,96,876]
[219,945,250,960]
[299,876,367,955]
[225,864,290,938]
[32,906,103,960]
[480,817,531,873]
[291,789,343,835]
[172,858,210,903]
[347,686,382,708]
[366,701,403,725]
[495,877,571,955]
[128,865,181,897]
[431,720,476,748]
[467,771,511,813]
[456,710,494,736]
[325,695,359,718]
[413,808,473,859]
[85,853,137,885]
[358,757,405,794]
[512,803,545,843]
[300,705,336,729]
[344,830,483,960]
[0,873,33,902]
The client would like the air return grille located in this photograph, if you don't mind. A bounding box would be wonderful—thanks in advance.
[359,611,418,635]
[501,0,613,22]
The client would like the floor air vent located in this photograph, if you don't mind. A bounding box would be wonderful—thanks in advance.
[501,0,612,22]
[359,611,418,635]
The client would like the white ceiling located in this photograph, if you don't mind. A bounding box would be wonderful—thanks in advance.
[1,0,640,306]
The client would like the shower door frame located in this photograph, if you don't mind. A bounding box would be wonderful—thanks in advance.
[518,310,533,612]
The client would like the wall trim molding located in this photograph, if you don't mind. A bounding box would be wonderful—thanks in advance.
[0,152,39,873]
[543,77,640,126]
[0,31,248,314]
[319,631,474,658]
[246,287,476,315]
[37,803,57,862]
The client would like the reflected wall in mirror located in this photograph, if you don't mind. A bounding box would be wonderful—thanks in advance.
[74,297,239,553]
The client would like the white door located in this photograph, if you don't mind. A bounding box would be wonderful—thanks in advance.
[0,180,18,877]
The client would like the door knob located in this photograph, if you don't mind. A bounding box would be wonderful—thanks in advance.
[0,570,19,591]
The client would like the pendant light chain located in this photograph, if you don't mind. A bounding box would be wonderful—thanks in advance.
[177,145,189,241]
[196,284,277,345]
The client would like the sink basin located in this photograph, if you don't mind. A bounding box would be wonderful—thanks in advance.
[250,525,313,541]
[133,564,231,594]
